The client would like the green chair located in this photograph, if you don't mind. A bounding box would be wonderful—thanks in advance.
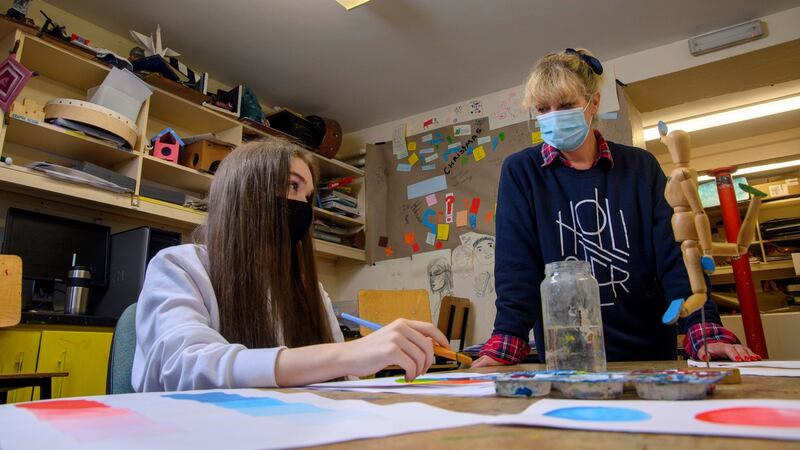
[106,303,137,394]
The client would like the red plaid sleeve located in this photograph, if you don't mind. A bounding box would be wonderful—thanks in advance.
[479,333,531,364]
[683,322,741,360]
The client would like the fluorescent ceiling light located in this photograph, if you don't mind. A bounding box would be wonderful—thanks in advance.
[688,20,764,56]
[336,0,371,10]
[697,159,800,182]
[644,95,800,141]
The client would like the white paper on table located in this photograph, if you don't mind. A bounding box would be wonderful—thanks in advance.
[0,389,488,450]
[490,398,800,441]
[307,371,500,397]
[688,359,800,377]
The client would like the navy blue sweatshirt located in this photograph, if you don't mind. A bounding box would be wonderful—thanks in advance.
[493,140,721,361]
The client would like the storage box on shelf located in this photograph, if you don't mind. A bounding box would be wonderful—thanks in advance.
[0,28,366,262]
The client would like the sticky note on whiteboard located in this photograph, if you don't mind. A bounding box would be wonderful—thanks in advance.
[396,163,412,172]
[408,153,419,166]
[426,232,436,246]
[437,223,450,241]
[456,210,468,227]
[477,136,491,146]
[531,131,543,144]
[425,193,438,207]
[473,145,486,161]
[407,175,448,200]
[408,141,417,151]
[422,134,433,143]
[454,125,471,136]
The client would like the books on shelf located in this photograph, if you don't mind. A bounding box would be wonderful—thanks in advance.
[319,189,357,207]
[313,217,361,245]
[317,177,360,218]
[321,201,359,217]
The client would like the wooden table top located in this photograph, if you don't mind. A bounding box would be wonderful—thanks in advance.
[291,360,800,450]
[0,372,68,380]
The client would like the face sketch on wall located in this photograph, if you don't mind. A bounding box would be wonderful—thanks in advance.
[472,236,496,298]
[428,257,453,298]
[473,236,495,266]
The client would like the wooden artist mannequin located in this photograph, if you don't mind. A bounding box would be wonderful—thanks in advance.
[659,121,766,323]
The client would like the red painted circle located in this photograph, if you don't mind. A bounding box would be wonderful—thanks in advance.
[434,242,443,249]
[695,407,800,428]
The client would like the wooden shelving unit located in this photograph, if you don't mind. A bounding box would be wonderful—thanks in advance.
[707,195,799,286]
[140,153,213,194]
[5,114,137,166]
[0,29,366,262]
[313,207,364,227]
[710,259,796,285]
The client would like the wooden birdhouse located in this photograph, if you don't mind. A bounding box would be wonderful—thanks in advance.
[151,128,184,163]
[179,139,233,174]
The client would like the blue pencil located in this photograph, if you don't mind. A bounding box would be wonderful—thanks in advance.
[337,313,472,366]
[340,313,382,331]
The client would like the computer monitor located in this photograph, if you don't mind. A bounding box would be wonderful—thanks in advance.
[2,208,110,288]
[96,226,181,318]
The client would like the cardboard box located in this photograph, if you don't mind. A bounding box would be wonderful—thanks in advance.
[752,178,800,199]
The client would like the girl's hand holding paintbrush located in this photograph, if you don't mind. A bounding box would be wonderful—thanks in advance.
[341,318,450,382]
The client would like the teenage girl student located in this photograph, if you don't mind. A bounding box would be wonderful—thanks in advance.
[132,140,450,391]
[473,48,759,368]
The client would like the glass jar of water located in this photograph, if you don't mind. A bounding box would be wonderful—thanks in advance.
[541,260,606,372]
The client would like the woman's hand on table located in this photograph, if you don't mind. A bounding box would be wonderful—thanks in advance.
[471,355,506,368]
[697,342,762,362]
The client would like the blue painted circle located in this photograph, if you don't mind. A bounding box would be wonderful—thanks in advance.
[545,406,651,422]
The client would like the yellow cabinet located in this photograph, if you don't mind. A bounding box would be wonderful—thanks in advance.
[0,330,42,403]
[36,330,113,399]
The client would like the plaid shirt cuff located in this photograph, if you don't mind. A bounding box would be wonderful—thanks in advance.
[683,322,741,360]
[479,333,531,364]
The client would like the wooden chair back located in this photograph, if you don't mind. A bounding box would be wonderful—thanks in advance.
[0,255,22,328]
[436,296,471,351]
[356,289,431,336]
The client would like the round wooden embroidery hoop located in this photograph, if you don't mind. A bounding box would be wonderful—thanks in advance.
[44,98,139,148]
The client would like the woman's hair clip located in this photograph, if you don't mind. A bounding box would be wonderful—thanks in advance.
[565,48,603,75]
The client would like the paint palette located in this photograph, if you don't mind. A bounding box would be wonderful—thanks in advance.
[495,370,730,400]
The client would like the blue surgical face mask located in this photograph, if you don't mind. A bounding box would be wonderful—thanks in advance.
[536,102,592,152]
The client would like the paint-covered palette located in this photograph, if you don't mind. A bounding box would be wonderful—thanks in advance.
[495,370,729,400]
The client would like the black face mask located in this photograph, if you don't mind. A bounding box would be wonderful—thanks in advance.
[286,199,313,244]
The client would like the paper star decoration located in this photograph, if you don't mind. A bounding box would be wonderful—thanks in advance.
[130,25,180,58]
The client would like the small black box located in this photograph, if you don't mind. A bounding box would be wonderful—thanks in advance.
[73,161,136,192]
[140,184,187,205]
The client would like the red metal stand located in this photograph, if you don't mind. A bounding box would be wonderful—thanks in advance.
[708,167,769,357]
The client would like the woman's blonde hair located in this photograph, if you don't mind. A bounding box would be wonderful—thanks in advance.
[523,48,604,110]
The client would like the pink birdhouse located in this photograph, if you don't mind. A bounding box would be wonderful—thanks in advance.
[151,128,184,163]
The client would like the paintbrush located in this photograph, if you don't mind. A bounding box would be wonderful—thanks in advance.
[339,313,472,367]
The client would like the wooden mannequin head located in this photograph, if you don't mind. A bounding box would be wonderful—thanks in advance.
[659,125,691,166]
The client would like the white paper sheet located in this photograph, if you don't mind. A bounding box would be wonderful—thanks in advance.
[0,389,487,450]
[484,85,529,130]
[490,398,800,441]
[392,123,408,157]
[308,371,500,397]
[688,359,800,377]
[451,232,497,345]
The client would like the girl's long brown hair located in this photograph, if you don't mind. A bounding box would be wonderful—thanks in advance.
[196,139,333,349]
